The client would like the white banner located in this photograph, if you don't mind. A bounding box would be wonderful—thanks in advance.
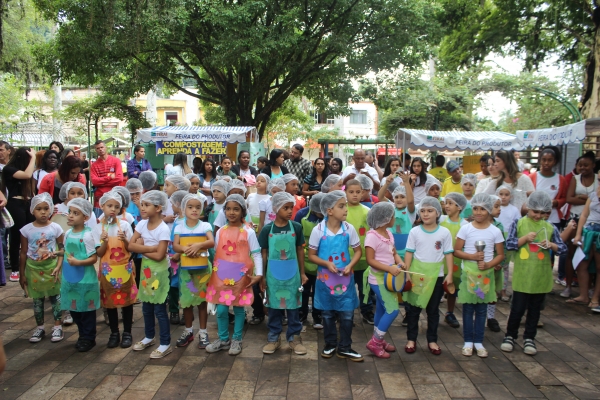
[136,126,256,144]
[516,120,586,148]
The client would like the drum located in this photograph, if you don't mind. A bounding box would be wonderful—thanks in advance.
[179,233,209,270]
[51,213,70,234]
[383,270,410,293]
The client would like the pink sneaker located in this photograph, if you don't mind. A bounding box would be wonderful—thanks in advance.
[382,339,396,352]
[366,337,390,359]
[9,272,19,282]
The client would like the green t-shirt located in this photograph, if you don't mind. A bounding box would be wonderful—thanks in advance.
[429,167,449,182]
[258,221,305,249]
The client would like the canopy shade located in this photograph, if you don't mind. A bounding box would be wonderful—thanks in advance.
[136,126,257,144]
[395,129,523,151]
[515,120,591,148]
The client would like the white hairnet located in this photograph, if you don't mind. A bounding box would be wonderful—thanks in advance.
[139,171,157,191]
[257,173,271,186]
[418,196,442,217]
[320,190,347,216]
[495,184,513,196]
[321,175,341,193]
[181,193,204,215]
[387,180,399,195]
[282,174,299,184]
[126,178,143,193]
[445,192,467,210]
[367,202,395,229]
[61,182,88,201]
[461,173,478,187]
[185,173,199,181]
[211,180,230,195]
[471,193,495,213]
[58,182,70,202]
[216,175,232,182]
[141,190,168,209]
[425,179,442,194]
[165,175,191,191]
[68,197,93,217]
[355,174,373,191]
[267,178,285,194]
[30,193,53,214]
[526,191,552,212]
[170,190,189,208]
[272,192,295,214]
[393,185,407,198]
[309,193,326,214]
[100,191,122,207]
[490,195,501,205]
[225,194,247,214]
[228,179,247,195]
[111,186,131,209]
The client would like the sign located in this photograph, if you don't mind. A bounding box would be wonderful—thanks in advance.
[516,120,586,147]
[155,141,228,156]
[462,156,482,174]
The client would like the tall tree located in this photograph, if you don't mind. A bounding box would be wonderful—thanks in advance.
[34,0,441,139]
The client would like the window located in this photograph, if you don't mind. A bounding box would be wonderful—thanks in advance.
[165,112,178,126]
[350,110,367,124]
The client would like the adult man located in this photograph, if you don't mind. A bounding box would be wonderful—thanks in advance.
[90,140,123,216]
[440,160,463,197]
[0,141,11,169]
[476,154,492,181]
[364,151,383,180]
[284,144,312,190]
[341,149,381,191]
[429,155,449,182]
[80,152,90,183]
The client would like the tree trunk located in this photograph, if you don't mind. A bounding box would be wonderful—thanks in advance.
[580,7,600,119]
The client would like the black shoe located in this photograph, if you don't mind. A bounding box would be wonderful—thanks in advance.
[249,316,264,325]
[336,348,364,362]
[402,316,408,327]
[121,332,133,348]
[321,344,337,358]
[77,339,96,352]
[445,312,460,328]
[170,312,180,325]
[228,312,235,324]
[362,313,374,325]
[75,338,83,350]
[487,318,501,332]
[107,332,120,348]
[176,330,194,347]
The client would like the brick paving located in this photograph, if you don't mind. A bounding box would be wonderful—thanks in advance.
[2,274,600,399]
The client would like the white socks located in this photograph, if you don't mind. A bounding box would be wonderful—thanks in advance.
[464,341,473,348]
[185,327,193,333]
[157,344,170,352]
[140,337,153,345]
[38,325,45,330]
[474,343,485,350]
[199,328,208,334]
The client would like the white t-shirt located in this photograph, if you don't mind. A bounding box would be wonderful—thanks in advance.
[34,170,49,189]
[341,165,381,184]
[57,203,99,230]
[213,209,227,228]
[247,193,271,218]
[497,204,521,234]
[259,198,275,223]
[483,175,534,213]
[308,221,360,251]
[174,220,213,235]
[92,220,133,246]
[586,195,600,226]
[456,223,504,263]
[64,229,96,258]
[412,174,437,205]
[405,225,453,276]
[166,165,187,176]
[135,220,171,257]
[20,222,63,260]
[535,173,560,223]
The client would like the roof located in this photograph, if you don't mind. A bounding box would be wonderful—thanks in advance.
[136,126,257,144]
[396,129,523,151]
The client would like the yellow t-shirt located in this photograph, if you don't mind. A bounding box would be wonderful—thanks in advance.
[441,176,463,197]
[429,167,449,182]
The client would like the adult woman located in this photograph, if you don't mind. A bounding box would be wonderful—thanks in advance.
[60,148,75,162]
[483,150,534,212]
[302,157,329,196]
[167,152,192,176]
[475,157,500,194]
[329,158,343,176]
[198,159,217,203]
[261,149,289,178]
[48,141,64,154]
[39,156,86,205]
[33,150,59,191]
[381,157,401,184]
[409,157,435,204]
[126,145,152,179]
[231,150,258,182]
[192,157,204,174]
[1,147,36,282]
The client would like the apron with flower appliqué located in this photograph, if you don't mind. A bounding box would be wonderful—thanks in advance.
[513,217,553,294]
[314,223,359,311]
[266,221,301,309]
[99,219,137,308]
[178,221,213,308]
[206,225,254,307]
[440,217,464,285]
[457,260,496,304]
[392,208,413,259]
[61,227,100,312]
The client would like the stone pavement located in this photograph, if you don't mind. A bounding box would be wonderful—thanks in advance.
[1,279,600,399]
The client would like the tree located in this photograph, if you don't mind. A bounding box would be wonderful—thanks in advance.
[35,0,441,139]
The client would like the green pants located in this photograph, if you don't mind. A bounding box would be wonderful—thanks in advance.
[217,305,245,341]
[33,295,61,325]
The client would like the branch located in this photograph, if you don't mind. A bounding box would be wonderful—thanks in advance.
[164,45,222,99]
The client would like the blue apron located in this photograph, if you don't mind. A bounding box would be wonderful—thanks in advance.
[314,223,359,311]
[266,221,301,309]
[392,208,412,258]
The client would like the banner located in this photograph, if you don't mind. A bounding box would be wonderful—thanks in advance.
[516,120,586,148]
[155,141,228,156]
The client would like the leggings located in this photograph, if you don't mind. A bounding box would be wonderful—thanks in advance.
[370,284,399,334]
[216,305,245,341]
[107,305,134,333]
[33,295,61,325]
[6,198,34,273]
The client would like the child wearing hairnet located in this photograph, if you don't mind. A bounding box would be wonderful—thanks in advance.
[502,191,566,356]
[495,184,521,302]
[258,178,285,233]
[185,173,208,219]
[454,193,505,358]
[167,190,190,326]
[247,174,271,231]
[206,180,230,229]
[163,175,191,230]
[486,195,505,333]
[307,191,364,361]
[402,196,454,356]
[258,192,308,355]
[139,170,157,192]
[364,202,404,358]
[126,179,144,289]
[459,173,477,220]
[128,190,173,359]
[390,176,416,261]
[281,174,306,219]
[212,179,248,231]
[356,174,378,208]
[19,193,65,344]
[97,186,136,227]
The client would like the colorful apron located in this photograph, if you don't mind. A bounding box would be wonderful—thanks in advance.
[138,258,170,304]
[301,214,320,275]
[402,258,442,309]
[457,261,496,304]
[512,217,553,294]
[266,221,301,309]
[440,217,464,284]
[346,204,369,271]
[26,258,60,299]
[460,201,473,220]
[492,220,506,289]
[393,208,414,259]
[362,232,399,313]
[178,222,212,308]
[314,223,359,311]
[98,221,137,308]
[206,225,254,307]
[168,218,184,289]
[61,228,100,312]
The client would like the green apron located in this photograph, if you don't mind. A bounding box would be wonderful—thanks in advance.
[460,201,473,220]
[301,213,320,275]
[138,258,170,303]
[392,208,413,259]
[60,228,100,312]
[26,258,60,299]
[492,220,506,290]
[266,221,301,309]
[402,258,442,309]
[513,217,553,294]
[458,261,497,304]
[179,266,212,308]
[363,267,399,313]
[440,217,465,284]
[346,204,369,271]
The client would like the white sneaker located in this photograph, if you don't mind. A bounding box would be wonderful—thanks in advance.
[559,288,571,298]
[63,311,73,325]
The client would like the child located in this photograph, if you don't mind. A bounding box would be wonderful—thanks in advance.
[125,178,143,290]
[345,179,374,324]
[167,190,189,325]
[173,194,215,348]
[219,157,237,179]
[295,192,325,328]
[495,184,521,302]
[205,194,263,355]
[185,173,208,217]
[321,174,343,193]
[364,202,403,358]
[206,180,231,228]
[94,192,136,349]
[212,179,248,231]
[19,193,64,343]
[502,191,566,355]
[454,193,505,358]
[258,178,285,232]
[128,190,173,359]
[460,174,477,220]
[61,198,99,352]
[163,175,191,230]
[259,192,308,355]
[308,191,364,361]
[439,192,468,329]
[425,179,442,200]
[402,197,454,355]
[390,177,416,261]
[247,173,271,230]
[356,174,378,208]
[486,195,505,332]
[282,173,306,219]
[139,170,158,192]
[257,156,268,172]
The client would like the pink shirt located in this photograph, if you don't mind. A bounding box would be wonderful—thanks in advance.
[364,229,396,284]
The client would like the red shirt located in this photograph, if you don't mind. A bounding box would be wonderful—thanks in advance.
[90,156,123,207]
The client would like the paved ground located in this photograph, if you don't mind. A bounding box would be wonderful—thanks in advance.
[1,273,600,399]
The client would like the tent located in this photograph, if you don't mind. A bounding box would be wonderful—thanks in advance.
[515,120,588,148]
[395,129,524,152]
[136,125,257,144]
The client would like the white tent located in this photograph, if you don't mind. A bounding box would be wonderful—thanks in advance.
[136,126,257,144]
[395,129,524,151]
[514,119,600,148]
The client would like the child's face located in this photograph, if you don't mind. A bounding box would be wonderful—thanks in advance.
[361,189,371,202]
[462,182,474,197]
[185,199,203,220]
[345,184,362,205]
[225,201,243,223]
[212,189,226,204]
[577,158,593,176]
[491,201,501,218]
[221,159,232,172]
[285,180,299,195]
[394,194,407,209]
[67,187,86,203]
[256,176,267,192]
[67,206,89,227]
[33,202,51,223]
[389,160,400,174]
[327,198,348,221]
[444,199,460,216]
[419,207,438,225]
[498,189,511,206]
[140,201,161,218]
[277,202,294,221]
[412,161,422,175]
[257,160,266,170]
[428,186,440,199]
[527,209,549,222]
[102,199,121,219]
[164,180,177,197]
[540,153,556,173]
[228,188,245,197]
[130,191,141,205]
[472,205,489,223]
[189,178,200,194]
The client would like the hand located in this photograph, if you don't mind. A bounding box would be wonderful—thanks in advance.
[326,262,338,274]
[26,148,35,158]
[494,264,502,271]
[54,205,59,215]
[19,274,27,290]
[100,231,108,242]
[346,173,357,180]
[566,220,577,232]
[525,232,537,243]
[443,274,453,286]
[477,261,487,270]
[573,235,582,246]
[51,265,61,282]
[389,266,401,276]
[246,275,262,289]
[67,254,78,266]
[398,171,410,184]
[117,231,127,242]
[164,215,176,223]
[475,251,484,261]
[170,253,181,262]
[386,174,395,184]
[301,274,308,285]
[342,265,353,276]
[410,174,417,183]
[260,276,266,292]
[136,237,144,245]
[578,194,588,201]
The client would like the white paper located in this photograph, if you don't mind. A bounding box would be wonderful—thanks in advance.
[573,247,586,270]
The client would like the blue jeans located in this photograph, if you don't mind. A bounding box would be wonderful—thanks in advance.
[354,269,374,316]
[268,308,302,342]
[323,310,354,351]
[370,284,399,334]
[142,302,171,345]
[462,302,487,343]
[217,305,245,341]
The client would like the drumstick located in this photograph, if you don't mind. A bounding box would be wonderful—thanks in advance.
[404,271,425,277]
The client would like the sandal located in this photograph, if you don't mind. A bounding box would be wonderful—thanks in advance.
[404,341,416,354]
[428,343,441,355]
[589,301,599,308]
[565,298,589,305]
